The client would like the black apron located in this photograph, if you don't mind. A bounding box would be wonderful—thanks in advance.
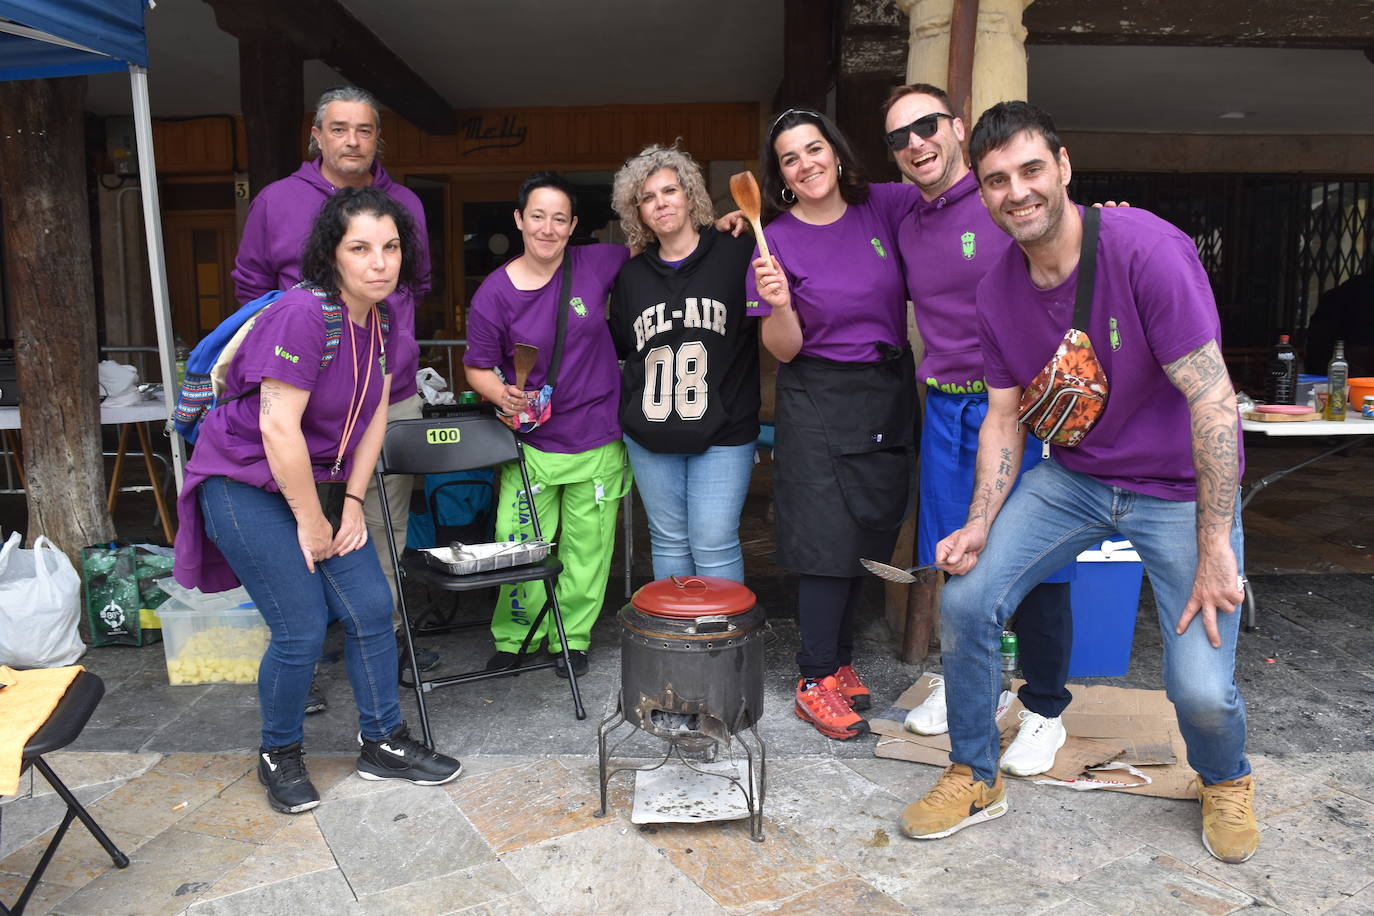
[773,346,919,576]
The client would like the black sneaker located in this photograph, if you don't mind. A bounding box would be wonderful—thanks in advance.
[357,723,462,785]
[553,649,589,679]
[304,677,327,715]
[257,742,321,814]
[485,650,520,671]
[396,631,441,673]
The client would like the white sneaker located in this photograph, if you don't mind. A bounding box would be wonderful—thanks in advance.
[904,678,1015,736]
[905,677,948,735]
[1000,710,1067,776]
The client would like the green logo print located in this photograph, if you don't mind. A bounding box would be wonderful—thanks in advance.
[1109,317,1121,351]
[870,238,887,259]
[961,231,976,260]
[570,296,587,317]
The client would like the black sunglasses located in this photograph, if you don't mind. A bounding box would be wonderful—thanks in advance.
[883,112,954,151]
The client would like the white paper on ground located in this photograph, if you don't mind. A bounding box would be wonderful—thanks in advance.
[630,761,757,824]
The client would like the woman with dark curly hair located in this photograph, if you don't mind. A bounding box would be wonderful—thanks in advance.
[748,109,922,741]
[173,185,461,815]
[607,143,759,582]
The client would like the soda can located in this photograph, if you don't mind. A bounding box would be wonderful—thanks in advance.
[1362,395,1374,418]
[999,630,1019,673]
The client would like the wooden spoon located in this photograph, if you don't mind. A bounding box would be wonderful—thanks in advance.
[513,343,539,390]
[728,171,773,264]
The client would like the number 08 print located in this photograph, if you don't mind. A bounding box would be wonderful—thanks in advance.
[641,342,709,422]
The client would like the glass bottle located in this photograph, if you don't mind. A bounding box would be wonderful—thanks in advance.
[1324,340,1348,421]
[1262,334,1297,405]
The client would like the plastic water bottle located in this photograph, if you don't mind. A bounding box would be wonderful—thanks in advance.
[1263,334,1297,405]
[174,336,189,390]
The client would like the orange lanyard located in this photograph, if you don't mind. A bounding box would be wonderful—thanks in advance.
[331,305,383,478]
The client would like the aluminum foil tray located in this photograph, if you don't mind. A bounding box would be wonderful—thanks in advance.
[422,540,552,575]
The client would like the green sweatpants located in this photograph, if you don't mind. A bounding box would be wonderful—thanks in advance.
[490,439,630,653]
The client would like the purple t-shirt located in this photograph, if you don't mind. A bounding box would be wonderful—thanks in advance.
[231,159,430,403]
[173,288,392,591]
[977,205,1243,501]
[463,244,630,454]
[746,183,920,362]
[899,171,1015,392]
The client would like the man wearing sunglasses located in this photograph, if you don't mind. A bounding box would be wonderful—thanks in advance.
[883,84,1077,781]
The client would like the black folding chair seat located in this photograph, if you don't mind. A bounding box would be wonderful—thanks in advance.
[375,415,587,747]
[3,671,128,916]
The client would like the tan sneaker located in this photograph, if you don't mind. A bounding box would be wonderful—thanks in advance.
[899,763,1007,839]
[1197,774,1260,863]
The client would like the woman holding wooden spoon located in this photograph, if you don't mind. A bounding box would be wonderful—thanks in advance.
[464,172,632,678]
[607,143,759,583]
[748,109,922,741]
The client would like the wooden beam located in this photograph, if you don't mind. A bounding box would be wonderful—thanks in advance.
[0,76,115,555]
[775,0,837,114]
[237,32,304,194]
[946,0,979,127]
[203,0,456,135]
[1025,0,1374,49]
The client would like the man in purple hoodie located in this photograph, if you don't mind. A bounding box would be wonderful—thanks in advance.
[232,86,435,711]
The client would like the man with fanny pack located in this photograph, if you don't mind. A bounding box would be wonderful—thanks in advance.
[899,101,1256,865]
[885,83,1076,777]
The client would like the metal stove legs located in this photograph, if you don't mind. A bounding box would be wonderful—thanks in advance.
[594,699,766,842]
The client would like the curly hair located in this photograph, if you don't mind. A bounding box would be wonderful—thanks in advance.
[761,108,870,222]
[611,143,715,250]
[298,186,418,304]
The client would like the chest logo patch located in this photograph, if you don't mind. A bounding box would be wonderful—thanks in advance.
[870,237,887,259]
[1109,317,1121,350]
[570,296,587,317]
[961,231,976,260]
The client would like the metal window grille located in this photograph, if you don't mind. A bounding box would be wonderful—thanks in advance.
[1069,173,1374,349]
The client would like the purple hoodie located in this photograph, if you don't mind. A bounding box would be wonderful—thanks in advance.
[231,159,432,402]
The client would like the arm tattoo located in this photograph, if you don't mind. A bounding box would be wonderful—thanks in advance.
[260,385,281,416]
[1164,341,1239,541]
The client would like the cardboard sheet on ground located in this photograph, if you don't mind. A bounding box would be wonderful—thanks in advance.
[871,674,1197,799]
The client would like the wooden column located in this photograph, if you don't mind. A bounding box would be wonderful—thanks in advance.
[237,33,305,199]
[0,76,114,557]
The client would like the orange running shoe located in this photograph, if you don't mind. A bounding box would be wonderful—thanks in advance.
[833,664,871,710]
[795,676,870,740]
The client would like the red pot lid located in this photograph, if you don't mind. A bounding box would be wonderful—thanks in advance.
[631,576,756,618]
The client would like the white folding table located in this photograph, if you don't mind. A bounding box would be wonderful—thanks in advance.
[0,401,174,542]
[1239,412,1374,630]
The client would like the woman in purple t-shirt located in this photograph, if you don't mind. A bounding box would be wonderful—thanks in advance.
[173,187,460,815]
[749,110,920,741]
[464,173,631,679]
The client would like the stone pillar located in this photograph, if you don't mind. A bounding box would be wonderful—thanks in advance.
[885,0,1033,664]
[896,0,1033,122]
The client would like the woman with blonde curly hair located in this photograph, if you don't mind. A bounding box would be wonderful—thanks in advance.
[607,143,759,582]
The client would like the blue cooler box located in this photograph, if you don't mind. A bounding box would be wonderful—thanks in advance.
[1067,539,1144,677]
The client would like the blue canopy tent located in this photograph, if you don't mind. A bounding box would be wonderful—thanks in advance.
[0,0,184,486]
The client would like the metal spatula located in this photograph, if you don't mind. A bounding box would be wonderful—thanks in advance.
[860,558,938,584]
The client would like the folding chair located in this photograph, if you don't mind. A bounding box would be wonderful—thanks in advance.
[403,471,498,636]
[375,415,587,748]
[3,672,128,916]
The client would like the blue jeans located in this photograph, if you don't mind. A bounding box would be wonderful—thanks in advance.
[623,438,754,583]
[941,459,1248,786]
[199,476,401,749]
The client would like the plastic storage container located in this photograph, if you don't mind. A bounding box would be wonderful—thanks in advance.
[155,583,268,685]
[1067,539,1144,678]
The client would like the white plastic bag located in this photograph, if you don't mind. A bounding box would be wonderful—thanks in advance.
[0,531,86,667]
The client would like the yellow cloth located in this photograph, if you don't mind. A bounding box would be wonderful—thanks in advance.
[0,664,84,796]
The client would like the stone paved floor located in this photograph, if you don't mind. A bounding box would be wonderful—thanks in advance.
[1,441,1371,914]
